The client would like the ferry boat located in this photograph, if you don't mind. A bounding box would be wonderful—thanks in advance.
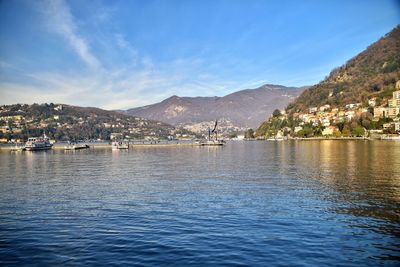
[112,141,129,149]
[24,134,53,151]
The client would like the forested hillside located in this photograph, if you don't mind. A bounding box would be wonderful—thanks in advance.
[287,25,400,113]
[256,26,400,138]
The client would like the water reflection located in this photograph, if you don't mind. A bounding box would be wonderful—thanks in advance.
[0,141,399,265]
[284,141,400,225]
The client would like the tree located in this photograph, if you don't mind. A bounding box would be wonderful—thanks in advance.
[229,132,238,139]
[342,127,351,137]
[352,126,365,137]
[272,109,281,117]
[297,127,313,138]
[245,129,255,139]
[334,130,342,138]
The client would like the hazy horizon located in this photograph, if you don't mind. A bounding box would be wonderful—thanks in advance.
[1,0,399,109]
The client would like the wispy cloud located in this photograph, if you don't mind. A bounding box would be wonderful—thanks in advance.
[115,33,139,65]
[0,0,250,110]
[42,0,101,69]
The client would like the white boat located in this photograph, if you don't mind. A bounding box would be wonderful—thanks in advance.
[64,143,90,150]
[267,137,285,141]
[11,145,25,151]
[24,135,53,151]
[112,141,129,149]
[381,135,400,140]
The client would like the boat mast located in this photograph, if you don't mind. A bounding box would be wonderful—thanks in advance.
[211,120,218,141]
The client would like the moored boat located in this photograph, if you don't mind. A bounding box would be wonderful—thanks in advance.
[24,135,53,151]
[267,137,286,141]
[112,141,129,149]
[64,143,90,150]
[11,145,25,151]
[200,140,225,146]
[381,135,400,140]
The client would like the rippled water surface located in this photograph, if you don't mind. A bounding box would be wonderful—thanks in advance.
[1,141,400,266]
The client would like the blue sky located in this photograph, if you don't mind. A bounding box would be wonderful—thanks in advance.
[0,0,399,109]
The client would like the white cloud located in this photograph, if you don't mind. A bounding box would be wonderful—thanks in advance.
[0,1,245,110]
[115,33,139,64]
[42,0,101,69]
[0,59,235,110]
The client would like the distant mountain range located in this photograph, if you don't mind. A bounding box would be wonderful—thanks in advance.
[124,84,306,128]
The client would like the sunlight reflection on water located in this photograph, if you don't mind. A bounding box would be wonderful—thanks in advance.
[0,141,399,266]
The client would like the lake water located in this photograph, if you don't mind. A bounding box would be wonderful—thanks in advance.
[0,141,399,266]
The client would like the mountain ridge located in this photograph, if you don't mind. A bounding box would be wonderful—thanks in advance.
[124,84,306,128]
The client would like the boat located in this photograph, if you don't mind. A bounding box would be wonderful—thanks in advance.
[200,140,225,146]
[24,134,53,151]
[267,137,285,141]
[64,142,90,150]
[112,141,129,149]
[381,135,400,140]
[199,120,225,146]
[266,131,287,141]
[11,145,25,151]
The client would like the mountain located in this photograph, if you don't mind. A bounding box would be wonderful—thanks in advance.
[125,84,305,128]
[0,103,194,141]
[256,25,400,138]
[286,25,400,114]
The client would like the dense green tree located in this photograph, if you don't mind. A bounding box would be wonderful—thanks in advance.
[245,129,255,139]
[272,109,281,117]
[297,127,314,138]
[352,126,366,137]
[229,132,238,139]
[342,127,351,137]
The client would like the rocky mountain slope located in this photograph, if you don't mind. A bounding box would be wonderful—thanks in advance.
[125,84,305,128]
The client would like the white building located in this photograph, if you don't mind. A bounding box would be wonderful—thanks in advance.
[309,107,318,113]
[368,98,376,107]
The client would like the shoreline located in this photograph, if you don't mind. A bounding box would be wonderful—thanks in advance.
[0,142,201,151]
[2,137,400,150]
[287,137,371,141]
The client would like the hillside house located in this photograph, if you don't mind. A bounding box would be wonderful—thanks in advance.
[322,126,339,136]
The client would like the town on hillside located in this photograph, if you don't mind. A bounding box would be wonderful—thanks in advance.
[256,82,400,139]
[0,103,197,143]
